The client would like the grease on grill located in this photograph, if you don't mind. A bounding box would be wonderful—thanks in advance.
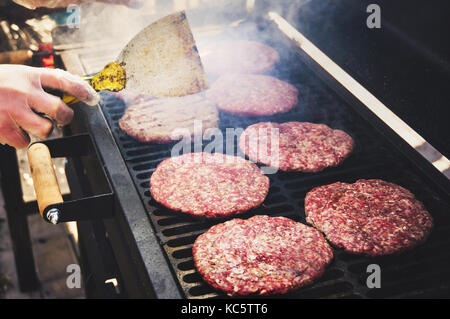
[91,62,126,92]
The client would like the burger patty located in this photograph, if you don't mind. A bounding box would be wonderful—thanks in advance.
[118,93,218,143]
[239,122,354,172]
[305,179,433,257]
[193,215,333,296]
[150,153,269,218]
[206,74,298,116]
[200,40,280,75]
[111,89,155,106]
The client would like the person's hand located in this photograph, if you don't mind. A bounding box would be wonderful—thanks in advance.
[12,0,144,10]
[0,64,99,149]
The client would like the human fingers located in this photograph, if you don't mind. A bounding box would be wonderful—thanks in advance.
[0,114,30,149]
[38,68,100,106]
[28,90,74,126]
[8,104,54,140]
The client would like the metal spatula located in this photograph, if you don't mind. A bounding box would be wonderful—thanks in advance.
[64,11,208,105]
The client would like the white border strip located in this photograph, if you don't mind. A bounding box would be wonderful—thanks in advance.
[268,11,450,178]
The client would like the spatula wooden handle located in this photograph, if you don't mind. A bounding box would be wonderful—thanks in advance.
[27,143,63,217]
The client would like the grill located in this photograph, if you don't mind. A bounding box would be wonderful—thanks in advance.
[55,15,450,299]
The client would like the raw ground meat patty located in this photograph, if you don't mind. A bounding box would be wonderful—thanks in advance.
[206,74,298,116]
[150,153,269,218]
[118,93,218,143]
[193,215,333,296]
[305,179,433,257]
[200,40,280,75]
[239,122,354,172]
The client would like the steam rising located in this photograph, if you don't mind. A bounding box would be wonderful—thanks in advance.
[72,0,313,55]
[69,1,317,78]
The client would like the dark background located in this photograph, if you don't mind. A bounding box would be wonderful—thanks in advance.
[267,0,450,160]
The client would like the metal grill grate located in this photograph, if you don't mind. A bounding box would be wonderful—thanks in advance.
[98,24,450,299]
